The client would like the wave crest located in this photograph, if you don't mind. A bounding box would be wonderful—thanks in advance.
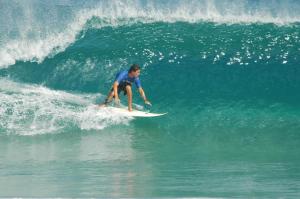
[1,0,300,68]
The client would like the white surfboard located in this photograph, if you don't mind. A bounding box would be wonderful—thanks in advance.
[101,106,167,117]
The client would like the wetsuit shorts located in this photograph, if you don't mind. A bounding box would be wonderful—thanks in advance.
[111,81,132,96]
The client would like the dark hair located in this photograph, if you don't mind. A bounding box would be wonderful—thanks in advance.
[129,64,140,73]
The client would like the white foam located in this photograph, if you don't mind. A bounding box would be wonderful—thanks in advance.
[0,17,85,68]
[0,78,132,136]
[0,0,300,69]
[83,0,300,25]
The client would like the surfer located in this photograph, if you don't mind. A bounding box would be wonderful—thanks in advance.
[99,64,151,111]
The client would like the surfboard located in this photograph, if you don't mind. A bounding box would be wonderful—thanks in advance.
[101,106,167,117]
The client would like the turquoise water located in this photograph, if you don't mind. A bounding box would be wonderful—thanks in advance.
[1,0,300,197]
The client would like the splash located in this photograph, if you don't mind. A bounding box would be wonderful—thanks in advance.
[0,78,131,136]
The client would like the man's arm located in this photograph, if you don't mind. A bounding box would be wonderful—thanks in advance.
[138,87,151,105]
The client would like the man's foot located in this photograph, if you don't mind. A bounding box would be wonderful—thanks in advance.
[98,103,107,108]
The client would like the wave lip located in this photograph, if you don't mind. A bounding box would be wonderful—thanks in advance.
[1,0,300,69]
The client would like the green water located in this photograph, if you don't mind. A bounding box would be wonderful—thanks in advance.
[1,124,299,197]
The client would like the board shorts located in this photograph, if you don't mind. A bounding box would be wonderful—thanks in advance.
[103,81,132,105]
[111,81,132,96]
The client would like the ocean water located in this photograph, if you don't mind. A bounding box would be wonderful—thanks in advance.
[1,0,300,197]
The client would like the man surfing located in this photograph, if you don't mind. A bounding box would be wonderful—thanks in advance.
[99,64,151,111]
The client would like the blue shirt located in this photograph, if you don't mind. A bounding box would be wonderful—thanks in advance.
[115,70,141,88]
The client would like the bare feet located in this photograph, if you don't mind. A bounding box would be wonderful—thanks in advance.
[98,103,107,108]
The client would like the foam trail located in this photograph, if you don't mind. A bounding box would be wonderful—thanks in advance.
[0,78,131,136]
[1,0,300,68]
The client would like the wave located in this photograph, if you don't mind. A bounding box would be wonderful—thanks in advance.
[2,76,300,136]
[0,78,131,136]
[1,21,299,109]
[1,0,300,68]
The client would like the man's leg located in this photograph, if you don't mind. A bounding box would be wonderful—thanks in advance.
[99,90,114,107]
[125,85,133,111]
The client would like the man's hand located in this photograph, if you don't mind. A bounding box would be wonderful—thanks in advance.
[144,100,152,106]
[138,87,151,106]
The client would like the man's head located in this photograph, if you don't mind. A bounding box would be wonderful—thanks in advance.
[128,64,140,77]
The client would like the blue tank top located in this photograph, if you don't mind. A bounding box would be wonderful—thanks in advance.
[115,70,141,88]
